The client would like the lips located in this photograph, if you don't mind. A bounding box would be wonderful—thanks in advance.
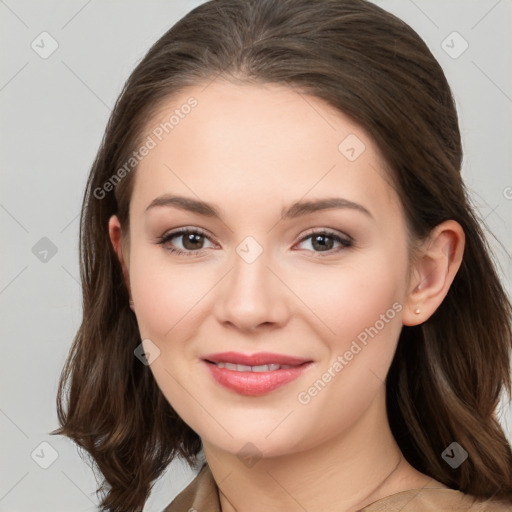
[202,351,314,396]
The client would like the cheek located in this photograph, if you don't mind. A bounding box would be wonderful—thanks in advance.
[288,247,406,407]
[129,249,216,341]
[305,270,403,389]
[285,250,406,348]
[291,272,404,447]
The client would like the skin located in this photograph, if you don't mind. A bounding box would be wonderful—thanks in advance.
[109,80,465,512]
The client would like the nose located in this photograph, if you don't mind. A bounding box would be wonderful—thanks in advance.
[213,243,290,333]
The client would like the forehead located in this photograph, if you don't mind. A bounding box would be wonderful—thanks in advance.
[130,80,401,221]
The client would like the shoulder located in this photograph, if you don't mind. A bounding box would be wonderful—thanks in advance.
[161,462,221,512]
[360,487,512,511]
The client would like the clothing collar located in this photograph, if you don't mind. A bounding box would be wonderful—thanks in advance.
[162,461,511,511]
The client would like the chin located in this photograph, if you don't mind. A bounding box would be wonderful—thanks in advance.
[199,420,311,461]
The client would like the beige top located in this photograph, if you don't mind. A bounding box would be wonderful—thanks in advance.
[162,463,511,512]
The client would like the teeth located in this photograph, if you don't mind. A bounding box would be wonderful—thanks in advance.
[214,362,295,372]
[253,364,279,372]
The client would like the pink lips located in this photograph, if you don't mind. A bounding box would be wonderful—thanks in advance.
[203,351,313,396]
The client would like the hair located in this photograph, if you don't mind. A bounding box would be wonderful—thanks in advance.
[52,0,512,510]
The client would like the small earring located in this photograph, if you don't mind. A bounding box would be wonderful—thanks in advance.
[414,307,421,314]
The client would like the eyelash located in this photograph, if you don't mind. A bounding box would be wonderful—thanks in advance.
[156,227,353,258]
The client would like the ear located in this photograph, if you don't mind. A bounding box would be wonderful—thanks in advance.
[108,215,131,297]
[402,220,465,326]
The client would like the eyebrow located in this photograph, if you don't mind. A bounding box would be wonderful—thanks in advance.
[145,194,373,220]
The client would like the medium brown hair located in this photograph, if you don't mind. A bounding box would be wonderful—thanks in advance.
[53,0,512,510]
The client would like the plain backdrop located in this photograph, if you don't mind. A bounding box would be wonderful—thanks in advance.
[1,1,511,511]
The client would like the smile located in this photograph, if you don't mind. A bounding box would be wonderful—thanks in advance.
[202,352,314,396]
[210,362,296,371]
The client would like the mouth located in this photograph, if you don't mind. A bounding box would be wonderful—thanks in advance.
[202,352,314,396]
[207,361,298,371]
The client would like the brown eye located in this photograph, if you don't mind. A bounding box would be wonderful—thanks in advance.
[157,228,215,256]
[181,232,206,250]
[296,230,352,255]
[310,234,335,251]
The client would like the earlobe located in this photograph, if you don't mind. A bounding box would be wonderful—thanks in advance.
[402,220,465,326]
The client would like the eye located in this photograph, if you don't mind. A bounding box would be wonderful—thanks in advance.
[156,227,353,257]
[295,229,352,256]
[156,228,216,256]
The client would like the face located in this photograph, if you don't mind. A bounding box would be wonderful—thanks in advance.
[115,80,415,458]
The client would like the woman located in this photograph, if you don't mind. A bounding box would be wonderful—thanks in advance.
[53,0,512,510]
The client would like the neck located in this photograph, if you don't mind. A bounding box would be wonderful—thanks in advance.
[202,386,433,512]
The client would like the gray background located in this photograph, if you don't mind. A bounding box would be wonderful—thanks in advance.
[1,1,511,510]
